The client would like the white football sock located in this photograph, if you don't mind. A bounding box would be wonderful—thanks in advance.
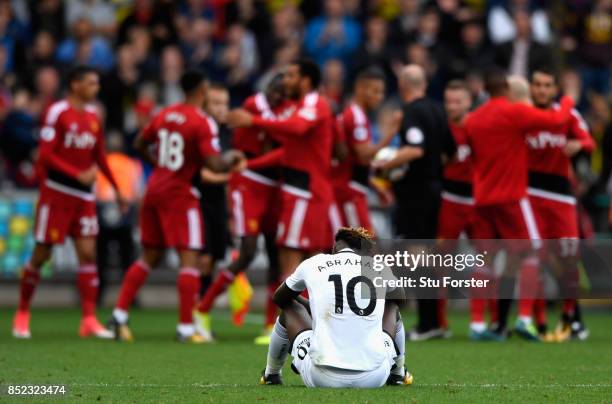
[112,308,128,324]
[391,320,406,376]
[264,318,289,377]
[470,322,487,333]
[177,323,195,336]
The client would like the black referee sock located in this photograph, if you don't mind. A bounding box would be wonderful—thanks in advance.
[573,302,583,324]
[496,276,516,332]
[200,274,213,297]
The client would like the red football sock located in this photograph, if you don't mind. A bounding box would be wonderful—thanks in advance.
[470,269,492,323]
[518,258,539,318]
[116,260,150,311]
[533,277,546,326]
[197,269,234,313]
[470,298,486,323]
[18,264,40,311]
[562,299,576,317]
[265,281,280,328]
[437,298,448,329]
[177,268,201,324]
[77,264,99,317]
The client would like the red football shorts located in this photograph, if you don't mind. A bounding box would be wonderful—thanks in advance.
[276,191,341,251]
[229,171,280,237]
[334,183,372,232]
[528,191,578,239]
[529,190,579,258]
[34,185,98,244]
[437,194,476,240]
[140,193,204,250]
[472,197,541,252]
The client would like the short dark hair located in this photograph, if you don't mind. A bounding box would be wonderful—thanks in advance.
[335,227,375,253]
[293,59,321,89]
[66,65,98,86]
[207,81,228,92]
[484,66,508,96]
[356,66,386,83]
[180,70,208,94]
[267,72,284,89]
[446,79,471,94]
[532,66,558,84]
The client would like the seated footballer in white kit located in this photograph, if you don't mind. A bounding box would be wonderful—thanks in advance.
[260,227,414,388]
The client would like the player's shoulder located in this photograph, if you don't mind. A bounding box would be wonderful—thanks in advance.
[305,92,331,113]
[242,94,260,112]
[293,253,335,272]
[44,99,71,125]
[252,92,271,112]
[84,103,102,119]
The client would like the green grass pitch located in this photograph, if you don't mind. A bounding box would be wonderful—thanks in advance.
[1,308,611,403]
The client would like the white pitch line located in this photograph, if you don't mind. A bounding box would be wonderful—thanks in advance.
[66,383,612,389]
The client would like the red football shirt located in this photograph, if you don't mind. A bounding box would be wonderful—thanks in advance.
[443,121,473,185]
[252,92,334,202]
[526,106,594,181]
[332,103,372,194]
[141,103,220,200]
[232,92,294,157]
[465,96,574,205]
[38,99,117,198]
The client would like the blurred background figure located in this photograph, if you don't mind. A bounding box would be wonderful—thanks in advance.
[303,0,361,68]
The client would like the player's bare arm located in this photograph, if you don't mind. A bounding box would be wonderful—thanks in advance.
[200,167,230,184]
[373,146,424,171]
[76,165,98,186]
[353,110,402,165]
[204,150,246,173]
[272,283,302,309]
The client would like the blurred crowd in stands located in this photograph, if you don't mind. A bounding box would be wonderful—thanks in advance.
[0,0,610,230]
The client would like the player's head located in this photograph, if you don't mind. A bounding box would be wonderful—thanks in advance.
[180,69,209,104]
[265,72,286,107]
[354,67,385,111]
[206,82,229,124]
[333,227,375,255]
[285,59,321,99]
[507,75,531,104]
[444,80,472,123]
[484,67,508,97]
[67,65,100,102]
[530,67,558,108]
[398,64,427,99]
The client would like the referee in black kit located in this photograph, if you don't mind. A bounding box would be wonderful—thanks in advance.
[376,64,456,340]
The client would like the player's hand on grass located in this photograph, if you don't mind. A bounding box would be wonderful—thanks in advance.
[564,139,583,157]
[77,165,98,186]
[227,109,254,128]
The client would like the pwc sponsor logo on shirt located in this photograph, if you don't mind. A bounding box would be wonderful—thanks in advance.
[526,131,567,150]
[64,123,96,149]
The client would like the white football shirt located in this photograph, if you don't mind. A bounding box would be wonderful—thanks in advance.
[285,248,395,371]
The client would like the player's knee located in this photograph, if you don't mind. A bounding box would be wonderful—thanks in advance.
[78,250,96,265]
[30,244,52,268]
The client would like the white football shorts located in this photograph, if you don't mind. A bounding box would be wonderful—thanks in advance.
[290,329,396,388]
